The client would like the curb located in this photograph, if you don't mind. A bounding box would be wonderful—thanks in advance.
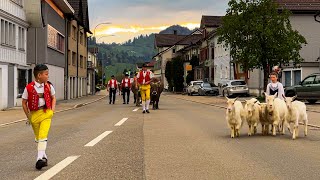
[170,95,320,129]
[0,96,107,128]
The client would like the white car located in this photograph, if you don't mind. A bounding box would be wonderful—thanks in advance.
[187,81,204,96]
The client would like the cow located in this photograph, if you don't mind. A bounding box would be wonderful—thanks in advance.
[150,79,164,110]
[131,81,141,107]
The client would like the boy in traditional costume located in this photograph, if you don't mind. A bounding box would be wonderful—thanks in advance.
[22,64,56,170]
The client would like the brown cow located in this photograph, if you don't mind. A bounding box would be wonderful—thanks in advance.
[150,79,164,110]
[131,81,141,107]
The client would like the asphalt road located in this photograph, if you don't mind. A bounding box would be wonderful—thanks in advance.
[1,94,320,180]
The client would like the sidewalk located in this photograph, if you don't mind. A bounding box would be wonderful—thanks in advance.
[165,93,320,112]
[0,90,107,126]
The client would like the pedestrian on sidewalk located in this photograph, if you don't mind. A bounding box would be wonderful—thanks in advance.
[107,75,118,104]
[121,73,131,104]
[265,71,285,100]
[136,63,154,113]
[21,64,56,170]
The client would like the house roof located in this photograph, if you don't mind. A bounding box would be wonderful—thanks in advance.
[53,0,74,14]
[154,34,188,47]
[146,60,156,67]
[179,34,203,45]
[67,0,90,32]
[276,0,320,12]
[200,16,223,28]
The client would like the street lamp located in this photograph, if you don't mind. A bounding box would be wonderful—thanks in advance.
[94,22,112,37]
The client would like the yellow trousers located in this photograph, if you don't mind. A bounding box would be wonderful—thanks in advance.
[140,84,151,101]
[30,109,54,142]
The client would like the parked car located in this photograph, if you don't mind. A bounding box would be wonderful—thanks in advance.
[285,73,320,104]
[222,80,249,97]
[198,83,219,96]
[187,81,204,96]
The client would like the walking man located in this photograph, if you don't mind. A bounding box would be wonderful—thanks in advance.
[121,73,131,104]
[136,64,154,113]
[107,75,118,104]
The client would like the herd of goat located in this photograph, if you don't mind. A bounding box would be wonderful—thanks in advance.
[226,92,308,140]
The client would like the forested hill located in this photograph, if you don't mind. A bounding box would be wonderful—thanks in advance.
[88,25,193,80]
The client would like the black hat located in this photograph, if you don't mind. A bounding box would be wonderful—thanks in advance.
[125,73,129,76]
[142,63,148,67]
[111,75,115,77]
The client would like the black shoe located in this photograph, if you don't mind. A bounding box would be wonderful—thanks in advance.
[123,102,126,104]
[146,110,150,113]
[127,102,129,104]
[113,102,115,104]
[42,158,48,167]
[142,110,146,114]
[109,102,111,104]
[36,159,46,170]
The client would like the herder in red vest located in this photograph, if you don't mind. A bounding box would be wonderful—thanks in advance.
[136,63,154,113]
[22,64,56,170]
[121,73,131,104]
[107,75,119,104]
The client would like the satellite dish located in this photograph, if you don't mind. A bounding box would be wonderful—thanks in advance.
[24,0,42,28]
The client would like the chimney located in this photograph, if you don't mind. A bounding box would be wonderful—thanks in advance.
[173,30,177,35]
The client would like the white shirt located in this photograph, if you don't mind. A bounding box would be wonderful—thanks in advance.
[22,81,56,107]
[109,79,117,89]
[123,78,130,87]
[266,82,284,100]
[136,70,154,84]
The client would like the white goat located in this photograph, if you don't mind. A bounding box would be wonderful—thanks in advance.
[244,98,261,136]
[226,97,245,138]
[283,95,308,140]
[265,92,288,136]
[258,102,270,135]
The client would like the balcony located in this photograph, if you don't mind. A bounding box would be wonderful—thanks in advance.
[87,61,95,69]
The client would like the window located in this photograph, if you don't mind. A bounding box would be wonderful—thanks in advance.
[18,69,27,96]
[211,48,214,59]
[72,25,76,40]
[84,36,87,47]
[80,32,83,45]
[173,48,176,53]
[18,27,25,50]
[284,71,292,87]
[302,76,315,86]
[0,20,5,44]
[48,24,65,53]
[231,81,246,86]
[10,0,23,6]
[72,52,76,66]
[80,55,83,68]
[84,57,87,68]
[315,76,320,84]
[0,19,16,47]
[68,50,71,65]
[293,70,301,85]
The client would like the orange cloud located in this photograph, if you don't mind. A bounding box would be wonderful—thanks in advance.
[95,23,200,42]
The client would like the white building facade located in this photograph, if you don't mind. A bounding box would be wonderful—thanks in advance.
[0,0,29,110]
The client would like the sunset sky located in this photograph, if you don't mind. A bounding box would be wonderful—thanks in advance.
[88,0,229,43]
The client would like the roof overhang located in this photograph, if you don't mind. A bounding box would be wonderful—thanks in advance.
[53,0,75,14]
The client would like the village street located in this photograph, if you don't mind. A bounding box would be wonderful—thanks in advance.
[1,93,320,180]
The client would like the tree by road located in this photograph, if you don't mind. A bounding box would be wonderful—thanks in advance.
[217,0,307,89]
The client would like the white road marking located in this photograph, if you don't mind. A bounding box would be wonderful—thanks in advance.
[115,118,128,126]
[34,156,80,180]
[133,108,139,112]
[84,131,113,147]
